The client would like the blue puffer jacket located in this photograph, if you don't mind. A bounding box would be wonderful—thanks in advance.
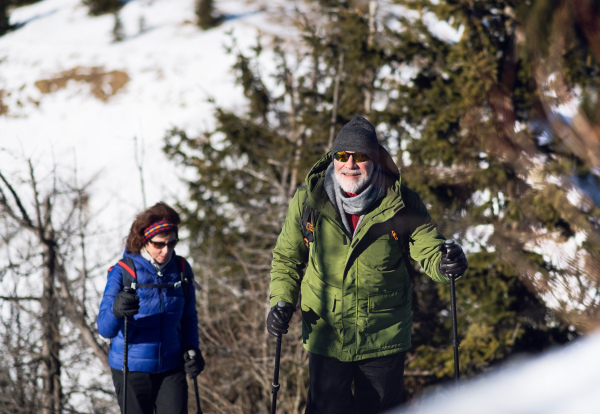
[97,251,199,373]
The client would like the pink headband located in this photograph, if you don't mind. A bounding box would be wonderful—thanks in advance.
[143,221,178,242]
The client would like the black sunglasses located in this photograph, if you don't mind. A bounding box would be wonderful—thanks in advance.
[333,151,371,163]
[147,239,179,249]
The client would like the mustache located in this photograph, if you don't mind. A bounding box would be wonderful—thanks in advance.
[339,168,364,176]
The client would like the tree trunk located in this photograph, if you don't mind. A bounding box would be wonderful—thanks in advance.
[41,235,62,414]
[328,52,344,148]
[0,0,9,36]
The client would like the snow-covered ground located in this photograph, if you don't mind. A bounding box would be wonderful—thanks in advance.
[391,329,600,414]
[1,0,285,248]
[1,0,288,411]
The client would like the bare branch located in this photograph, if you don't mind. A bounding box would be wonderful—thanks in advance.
[0,170,35,229]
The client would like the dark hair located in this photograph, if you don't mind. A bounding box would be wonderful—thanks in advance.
[125,202,180,254]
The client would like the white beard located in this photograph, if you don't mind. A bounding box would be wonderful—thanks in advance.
[335,164,373,193]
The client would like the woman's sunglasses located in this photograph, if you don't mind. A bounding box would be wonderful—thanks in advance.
[147,239,179,249]
[333,151,371,163]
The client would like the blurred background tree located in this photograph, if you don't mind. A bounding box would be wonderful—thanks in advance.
[0,0,40,36]
[82,0,122,17]
[163,0,600,411]
[381,0,600,400]
[195,0,224,30]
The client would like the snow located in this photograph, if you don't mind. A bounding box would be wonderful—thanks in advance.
[1,0,274,244]
[391,329,600,414]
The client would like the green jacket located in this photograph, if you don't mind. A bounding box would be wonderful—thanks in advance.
[269,147,449,361]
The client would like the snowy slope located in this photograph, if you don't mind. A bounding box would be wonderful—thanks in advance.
[0,2,290,411]
[391,329,600,414]
[0,0,285,248]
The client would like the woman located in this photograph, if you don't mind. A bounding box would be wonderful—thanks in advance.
[98,202,204,414]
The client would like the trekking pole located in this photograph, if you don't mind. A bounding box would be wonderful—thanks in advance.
[186,349,203,414]
[444,239,460,385]
[271,300,286,414]
[122,287,135,414]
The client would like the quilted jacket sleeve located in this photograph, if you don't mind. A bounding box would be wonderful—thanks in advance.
[97,265,124,339]
[180,259,200,350]
[402,186,449,284]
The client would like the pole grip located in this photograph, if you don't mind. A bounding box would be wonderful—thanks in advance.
[443,239,456,279]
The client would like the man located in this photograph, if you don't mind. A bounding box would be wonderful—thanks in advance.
[267,116,468,414]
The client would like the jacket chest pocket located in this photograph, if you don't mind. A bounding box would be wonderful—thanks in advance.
[361,233,402,271]
[313,219,349,268]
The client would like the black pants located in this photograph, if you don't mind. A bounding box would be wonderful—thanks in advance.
[111,367,188,414]
[305,351,406,414]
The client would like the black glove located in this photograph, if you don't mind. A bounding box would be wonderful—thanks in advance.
[184,347,205,378]
[266,301,295,336]
[112,289,140,319]
[438,240,468,278]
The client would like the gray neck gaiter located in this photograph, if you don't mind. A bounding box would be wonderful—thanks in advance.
[324,163,385,236]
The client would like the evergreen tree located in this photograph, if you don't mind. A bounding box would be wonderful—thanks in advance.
[384,0,597,397]
[112,11,124,42]
[82,0,122,17]
[0,0,9,36]
[0,0,41,37]
[195,0,223,30]
[164,0,595,408]
[162,5,392,403]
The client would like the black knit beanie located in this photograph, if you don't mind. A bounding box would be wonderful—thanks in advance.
[331,116,379,163]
